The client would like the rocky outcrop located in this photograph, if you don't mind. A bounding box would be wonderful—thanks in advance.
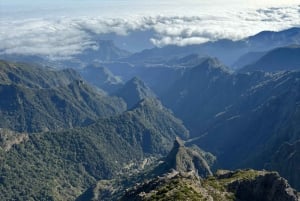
[121,171,202,201]
[269,140,300,190]
[152,137,213,178]
[0,128,28,152]
[121,169,300,201]
[228,172,300,201]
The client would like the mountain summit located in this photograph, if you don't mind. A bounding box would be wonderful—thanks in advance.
[153,137,213,178]
[240,45,300,72]
[115,77,156,109]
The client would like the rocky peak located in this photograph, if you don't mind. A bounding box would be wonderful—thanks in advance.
[121,169,300,201]
[115,77,156,109]
[173,137,184,149]
[153,138,213,178]
[228,171,300,201]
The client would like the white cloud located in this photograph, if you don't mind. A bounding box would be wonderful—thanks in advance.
[0,5,299,59]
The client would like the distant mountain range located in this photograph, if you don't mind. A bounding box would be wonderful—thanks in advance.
[1,26,300,201]
[0,40,130,69]
[1,27,300,70]
[123,27,300,66]
[239,45,300,72]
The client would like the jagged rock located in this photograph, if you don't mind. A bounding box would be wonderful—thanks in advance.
[228,172,300,201]
[152,138,213,178]
[269,140,300,190]
[121,169,300,201]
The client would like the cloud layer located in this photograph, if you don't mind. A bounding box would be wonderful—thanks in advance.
[0,5,300,59]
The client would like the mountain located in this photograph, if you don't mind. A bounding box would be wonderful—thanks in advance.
[0,98,189,201]
[150,137,213,179]
[191,70,300,171]
[269,140,300,190]
[120,141,299,201]
[166,54,208,68]
[240,45,300,72]
[77,139,299,201]
[162,57,236,134]
[115,77,156,109]
[246,27,300,48]
[121,169,300,201]
[160,57,300,189]
[76,138,215,201]
[232,51,266,70]
[0,60,126,132]
[123,27,300,66]
[79,64,123,93]
[2,27,300,70]
[0,60,81,88]
[0,40,131,69]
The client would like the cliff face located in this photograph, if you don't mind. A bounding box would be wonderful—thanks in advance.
[269,140,300,191]
[227,172,300,201]
[121,169,300,201]
[118,140,300,201]
[154,137,213,178]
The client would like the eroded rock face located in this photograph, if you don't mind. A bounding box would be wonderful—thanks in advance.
[153,137,213,178]
[120,169,300,201]
[270,140,300,191]
[228,172,300,201]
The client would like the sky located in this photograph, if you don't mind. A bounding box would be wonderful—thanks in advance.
[1,0,299,18]
[1,0,300,58]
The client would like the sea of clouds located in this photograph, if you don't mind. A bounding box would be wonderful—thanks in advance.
[0,5,299,59]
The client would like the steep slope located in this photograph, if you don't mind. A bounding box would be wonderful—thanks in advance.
[232,51,266,70]
[79,64,123,93]
[77,136,300,201]
[162,57,237,134]
[0,60,80,88]
[115,77,156,109]
[193,71,300,163]
[161,56,300,190]
[0,99,189,201]
[121,169,299,201]
[79,141,299,201]
[269,141,300,190]
[151,138,213,178]
[240,45,300,72]
[0,60,126,132]
[102,60,186,96]
[77,138,214,201]
[187,71,300,190]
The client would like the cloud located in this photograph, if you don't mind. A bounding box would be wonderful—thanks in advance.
[0,5,299,59]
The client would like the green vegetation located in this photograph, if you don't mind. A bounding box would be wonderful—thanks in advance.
[121,169,296,201]
[149,178,203,201]
[0,60,80,88]
[0,99,188,201]
[0,60,126,132]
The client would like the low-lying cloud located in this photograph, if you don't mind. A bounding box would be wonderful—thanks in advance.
[1,5,299,59]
